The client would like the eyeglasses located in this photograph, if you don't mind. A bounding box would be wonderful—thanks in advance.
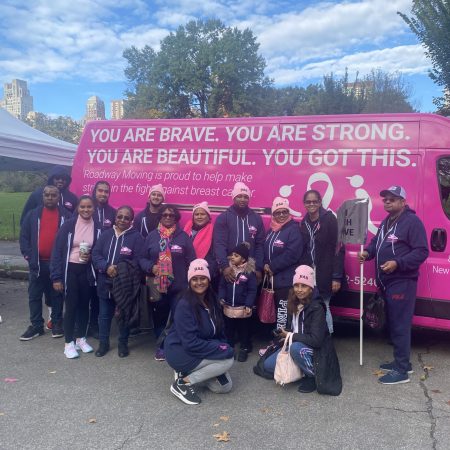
[161,213,175,218]
[382,197,402,203]
[304,200,319,205]
[116,215,131,221]
[273,209,290,216]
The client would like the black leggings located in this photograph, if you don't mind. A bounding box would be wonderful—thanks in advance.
[224,316,251,349]
[64,263,92,343]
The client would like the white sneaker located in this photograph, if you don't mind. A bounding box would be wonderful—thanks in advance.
[64,341,79,359]
[75,337,94,353]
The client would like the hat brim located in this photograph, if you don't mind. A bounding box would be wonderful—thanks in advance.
[380,189,405,199]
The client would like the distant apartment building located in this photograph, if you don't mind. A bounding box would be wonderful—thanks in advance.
[110,99,125,119]
[0,79,34,120]
[345,81,374,98]
[85,95,106,121]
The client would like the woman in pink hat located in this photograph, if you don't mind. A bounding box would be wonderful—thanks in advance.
[164,259,234,405]
[184,202,218,283]
[263,197,305,331]
[256,265,341,395]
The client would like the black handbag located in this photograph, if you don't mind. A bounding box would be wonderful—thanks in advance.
[363,291,386,331]
[314,334,343,396]
[253,342,281,380]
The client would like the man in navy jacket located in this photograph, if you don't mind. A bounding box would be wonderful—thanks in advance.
[213,182,265,284]
[19,185,72,340]
[20,165,78,224]
[359,186,429,385]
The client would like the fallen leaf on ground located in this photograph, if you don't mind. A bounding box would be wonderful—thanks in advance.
[431,389,441,394]
[373,370,384,377]
[213,431,230,442]
[88,418,97,424]
[49,371,57,374]
[420,375,427,381]
[447,400,450,406]
[219,416,229,422]
[260,407,270,413]
[213,423,219,427]
[424,365,434,371]
[4,378,18,383]
[0,412,5,416]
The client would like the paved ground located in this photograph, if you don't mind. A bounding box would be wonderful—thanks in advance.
[1,278,450,450]
[0,241,26,271]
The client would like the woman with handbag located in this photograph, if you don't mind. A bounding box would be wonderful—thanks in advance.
[165,259,234,405]
[218,242,257,362]
[91,206,144,358]
[263,197,305,330]
[300,189,345,333]
[262,265,328,393]
[183,202,218,286]
[139,204,196,361]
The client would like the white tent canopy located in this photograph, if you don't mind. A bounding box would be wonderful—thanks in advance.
[0,108,77,170]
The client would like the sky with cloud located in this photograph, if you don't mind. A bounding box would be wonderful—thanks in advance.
[0,0,442,119]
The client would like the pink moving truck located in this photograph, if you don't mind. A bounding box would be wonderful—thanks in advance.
[71,113,450,331]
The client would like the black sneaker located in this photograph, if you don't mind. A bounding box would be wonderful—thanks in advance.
[52,323,64,338]
[95,341,110,357]
[118,343,129,358]
[237,348,248,362]
[297,376,316,393]
[170,378,201,405]
[380,361,413,374]
[20,326,44,341]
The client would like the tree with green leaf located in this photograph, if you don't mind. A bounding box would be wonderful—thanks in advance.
[123,19,271,118]
[398,1,450,113]
[26,113,82,144]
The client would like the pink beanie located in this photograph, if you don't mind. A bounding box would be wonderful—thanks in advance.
[188,258,211,282]
[193,201,211,217]
[271,197,290,214]
[149,184,165,199]
[293,265,315,288]
[231,182,251,199]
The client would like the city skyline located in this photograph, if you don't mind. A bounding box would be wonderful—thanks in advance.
[0,0,443,119]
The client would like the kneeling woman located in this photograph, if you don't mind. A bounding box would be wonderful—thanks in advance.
[164,259,234,405]
[263,265,327,393]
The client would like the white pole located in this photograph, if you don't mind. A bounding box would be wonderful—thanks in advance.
[360,243,364,366]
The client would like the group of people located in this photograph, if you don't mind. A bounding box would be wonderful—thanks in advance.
[19,166,429,405]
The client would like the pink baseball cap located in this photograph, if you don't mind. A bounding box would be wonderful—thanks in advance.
[188,259,211,282]
[293,265,315,288]
[271,197,290,214]
[232,182,251,199]
[193,201,211,217]
[149,184,165,199]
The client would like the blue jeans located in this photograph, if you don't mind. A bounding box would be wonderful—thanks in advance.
[28,260,63,328]
[98,296,130,344]
[263,341,315,376]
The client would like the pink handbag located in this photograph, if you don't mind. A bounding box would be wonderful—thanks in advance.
[274,332,303,386]
[257,275,276,323]
[223,305,252,319]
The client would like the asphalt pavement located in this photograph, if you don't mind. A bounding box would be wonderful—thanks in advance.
[1,278,450,449]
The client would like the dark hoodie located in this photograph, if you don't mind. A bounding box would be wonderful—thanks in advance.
[20,166,78,224]
[134,203,161,238]
[213,205,265,272]
[300,207,345,297]
[92,181,116,236]
[364,206,429,289]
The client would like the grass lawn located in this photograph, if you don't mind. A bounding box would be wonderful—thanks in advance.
[0,192,30,240]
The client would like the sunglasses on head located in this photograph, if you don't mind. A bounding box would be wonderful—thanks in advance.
[117,214,131,221]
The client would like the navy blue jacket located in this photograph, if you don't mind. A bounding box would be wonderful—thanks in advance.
[19,206,72,276]
[164,296,234,373]
[300,208,345,297]
[134,207,160,239]
[218,259,257,308]
[213,205,265,272]
[139,225,196,295]
[20,166,78,224]
[264,219,305,289]
[364,206,429,289]
[50,216,101,291]
[93,204,116,237]
[92,227,144,299]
